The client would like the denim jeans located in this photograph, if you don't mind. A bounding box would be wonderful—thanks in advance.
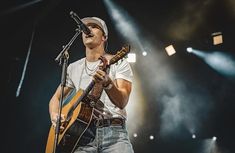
[74,123,134,153]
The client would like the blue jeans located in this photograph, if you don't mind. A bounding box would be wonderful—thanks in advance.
[75,124,134,153]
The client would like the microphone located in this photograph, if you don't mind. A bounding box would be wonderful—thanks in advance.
[70,11,91,35]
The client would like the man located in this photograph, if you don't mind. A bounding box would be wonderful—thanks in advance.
[49,16,134,153]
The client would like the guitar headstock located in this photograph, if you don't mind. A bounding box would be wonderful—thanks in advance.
[109,44,130,65]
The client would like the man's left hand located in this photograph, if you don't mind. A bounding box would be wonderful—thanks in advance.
[93,69,112,87]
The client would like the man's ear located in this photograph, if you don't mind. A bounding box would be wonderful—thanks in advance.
[102,35,107,42]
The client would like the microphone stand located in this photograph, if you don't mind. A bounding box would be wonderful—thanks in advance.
[53,28,81,153]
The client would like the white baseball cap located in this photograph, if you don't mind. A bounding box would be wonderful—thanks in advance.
[81,17,108,39]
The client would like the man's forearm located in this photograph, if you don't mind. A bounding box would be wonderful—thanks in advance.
[105,81,129,109]
[49,97,60,118]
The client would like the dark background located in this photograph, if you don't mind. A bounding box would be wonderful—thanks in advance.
[1,0,235,153]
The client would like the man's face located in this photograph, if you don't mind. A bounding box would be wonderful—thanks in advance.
[82,23,106,48]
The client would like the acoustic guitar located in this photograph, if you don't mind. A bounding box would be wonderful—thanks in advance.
[45,45,130,153]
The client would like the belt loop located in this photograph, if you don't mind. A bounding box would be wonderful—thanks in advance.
[121,118,126,129]
[94,118,102,127]
[94,119,99,127]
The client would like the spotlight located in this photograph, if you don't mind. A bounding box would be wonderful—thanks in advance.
[186,47,193,53]
[133,133,138,138]
[192,134,196,139]
[212,136,217,141]
[149,135,154,140]
[142,51,147,56]
[127,53,136,63]
[212,32,223,45]
[165,45,176,56]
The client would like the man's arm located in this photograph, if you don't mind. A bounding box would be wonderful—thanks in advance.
[104,78,132,109]
[94,70,132,109]
[49,85,73,126]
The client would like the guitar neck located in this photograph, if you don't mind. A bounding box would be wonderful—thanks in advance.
[74,80,95,107]
[83,80,96,96]
[68,80,95,117]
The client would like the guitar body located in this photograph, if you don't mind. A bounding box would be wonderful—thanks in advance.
[45,89,94,153]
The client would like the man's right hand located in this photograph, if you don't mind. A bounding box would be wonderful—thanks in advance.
[50,112,66,130]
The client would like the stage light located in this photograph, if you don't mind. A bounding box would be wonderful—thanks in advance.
[142,51,147,56]
[212,32,223,45]
[192,134,196,139]
[0,0,42,15]
[133,133,138,138]
[186,47,193,53]
[212,136,217,141]
[127,53,136,63]
[149,135,154,140]
[165,45,176,56]
[188,49,235,77]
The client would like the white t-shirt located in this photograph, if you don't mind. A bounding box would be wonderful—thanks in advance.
[65,57,133,119]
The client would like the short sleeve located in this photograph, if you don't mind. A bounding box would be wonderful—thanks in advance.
[113,58,133,82]
[66,64,75,88]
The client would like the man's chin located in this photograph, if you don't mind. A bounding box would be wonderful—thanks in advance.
[85,42,96,49]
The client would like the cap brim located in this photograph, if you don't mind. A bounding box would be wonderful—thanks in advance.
[81,18,103,30]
